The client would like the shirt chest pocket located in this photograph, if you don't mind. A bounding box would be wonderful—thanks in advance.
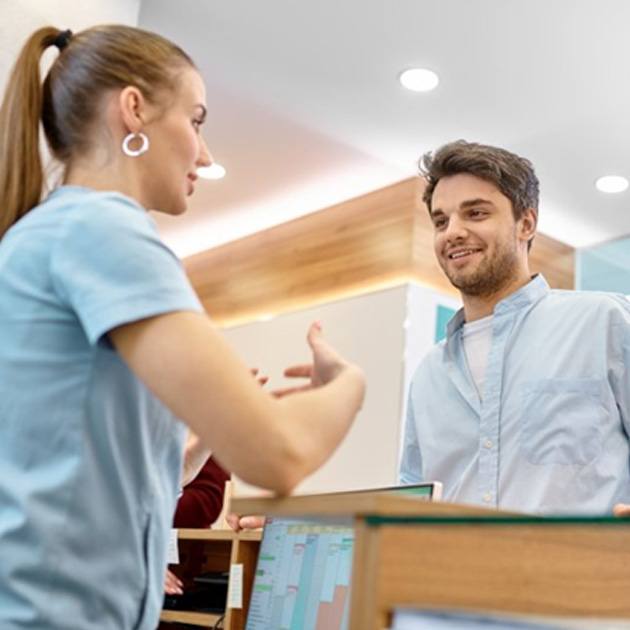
[519,378,605,466]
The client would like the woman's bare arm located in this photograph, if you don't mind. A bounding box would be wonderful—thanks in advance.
[109,312,364,494]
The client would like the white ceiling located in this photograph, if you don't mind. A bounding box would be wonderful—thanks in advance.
[4,1,630,256]
[0,1,141,88]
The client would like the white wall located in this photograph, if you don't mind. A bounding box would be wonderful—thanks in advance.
[0,1,141,94]
[222,282,459,496]
[223,286,408,495]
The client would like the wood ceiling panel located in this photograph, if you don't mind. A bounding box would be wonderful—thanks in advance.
[184,178,574,326]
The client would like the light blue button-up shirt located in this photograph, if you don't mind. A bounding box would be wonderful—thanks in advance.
[400,275,630,514]
[0,187,202,629]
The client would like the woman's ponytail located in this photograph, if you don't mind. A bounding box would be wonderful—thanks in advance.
[0,27,60,239]
[0,24,194,240]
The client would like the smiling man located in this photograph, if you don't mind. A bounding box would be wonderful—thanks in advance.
[399,140,630,515]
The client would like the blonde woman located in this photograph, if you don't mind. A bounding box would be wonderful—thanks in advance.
[0,26,364,629]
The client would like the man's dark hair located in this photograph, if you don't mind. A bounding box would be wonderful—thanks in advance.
[419,140,539,249]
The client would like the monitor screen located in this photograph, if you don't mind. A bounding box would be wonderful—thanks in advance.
[246,516,354,630]
[245,482,439,630]
[341,482,440,501]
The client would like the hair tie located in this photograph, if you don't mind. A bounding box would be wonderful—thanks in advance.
[53,29,73,52]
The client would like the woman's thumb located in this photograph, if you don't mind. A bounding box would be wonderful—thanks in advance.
[307,321,323,349]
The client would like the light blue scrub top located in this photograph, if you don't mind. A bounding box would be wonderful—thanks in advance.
[400,275,630,515]
[0,187,202,629]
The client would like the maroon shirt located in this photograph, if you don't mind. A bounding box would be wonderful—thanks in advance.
[173,456,230,528]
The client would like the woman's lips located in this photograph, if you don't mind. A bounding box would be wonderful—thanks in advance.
[187,173,198,195]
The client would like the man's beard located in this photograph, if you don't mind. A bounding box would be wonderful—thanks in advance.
[441,237,520,298]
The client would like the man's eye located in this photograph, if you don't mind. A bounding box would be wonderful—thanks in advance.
[434,218,447,229]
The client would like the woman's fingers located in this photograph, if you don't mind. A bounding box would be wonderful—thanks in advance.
[164,569,183,595]
[277,322,352,393]
[271,384,313,398]
[306,321,323,349]
[283,364,313,378]
[250,368,269,387]
[306,321,349,386]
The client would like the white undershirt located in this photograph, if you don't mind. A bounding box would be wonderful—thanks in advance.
[461,314,494,400]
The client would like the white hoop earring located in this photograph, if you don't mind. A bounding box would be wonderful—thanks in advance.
[122,132,149,157]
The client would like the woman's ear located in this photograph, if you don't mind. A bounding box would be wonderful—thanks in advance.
[118,86,146,133]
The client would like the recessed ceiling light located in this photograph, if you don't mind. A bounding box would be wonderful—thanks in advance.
[197,163,226,180]
[399,68,439,92]
[595,175,628,193]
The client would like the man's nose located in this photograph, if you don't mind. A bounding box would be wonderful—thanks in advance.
[444,215,468,241]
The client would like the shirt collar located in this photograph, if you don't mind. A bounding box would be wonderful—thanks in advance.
[446,274,550,338]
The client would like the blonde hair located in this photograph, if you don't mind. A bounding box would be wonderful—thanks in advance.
[0,25,194,239]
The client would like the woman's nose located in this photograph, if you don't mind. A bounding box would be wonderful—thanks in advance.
[197,136,213,168]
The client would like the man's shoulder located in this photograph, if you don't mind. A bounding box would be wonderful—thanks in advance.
[544,288,630,313]
[531,289,630,334]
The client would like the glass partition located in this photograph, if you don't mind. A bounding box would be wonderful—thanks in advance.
[577,237,630,293]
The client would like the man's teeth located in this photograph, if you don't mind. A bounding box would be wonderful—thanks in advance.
[449,250,478,259]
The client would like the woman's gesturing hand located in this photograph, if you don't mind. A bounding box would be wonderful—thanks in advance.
[273,322,360,398]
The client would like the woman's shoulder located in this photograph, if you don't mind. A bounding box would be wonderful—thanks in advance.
[9,186,150,238]
[48,186,149,224]
[32,187,162,250]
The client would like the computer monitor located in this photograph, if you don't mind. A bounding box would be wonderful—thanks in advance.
[245,482,440,630]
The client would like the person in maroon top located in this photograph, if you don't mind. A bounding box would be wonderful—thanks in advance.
[164,456,230,596]
[173,456,230,529]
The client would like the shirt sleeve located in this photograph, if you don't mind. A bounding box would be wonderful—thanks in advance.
[608,296,630,445]
[398,387,423,485]
[50,194,202,345]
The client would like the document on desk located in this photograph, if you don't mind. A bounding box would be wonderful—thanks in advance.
[392,610,630,630]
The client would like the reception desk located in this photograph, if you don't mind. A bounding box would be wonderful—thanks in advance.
[232,492,630,630]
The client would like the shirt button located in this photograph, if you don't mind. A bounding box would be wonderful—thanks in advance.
[483,492,492,503]
[484,439,493,449]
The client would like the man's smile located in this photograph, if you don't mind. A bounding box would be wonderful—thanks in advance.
[445,247,483,263]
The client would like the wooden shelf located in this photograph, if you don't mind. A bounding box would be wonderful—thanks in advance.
[159,529,262,630]
[159,609,222,627]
